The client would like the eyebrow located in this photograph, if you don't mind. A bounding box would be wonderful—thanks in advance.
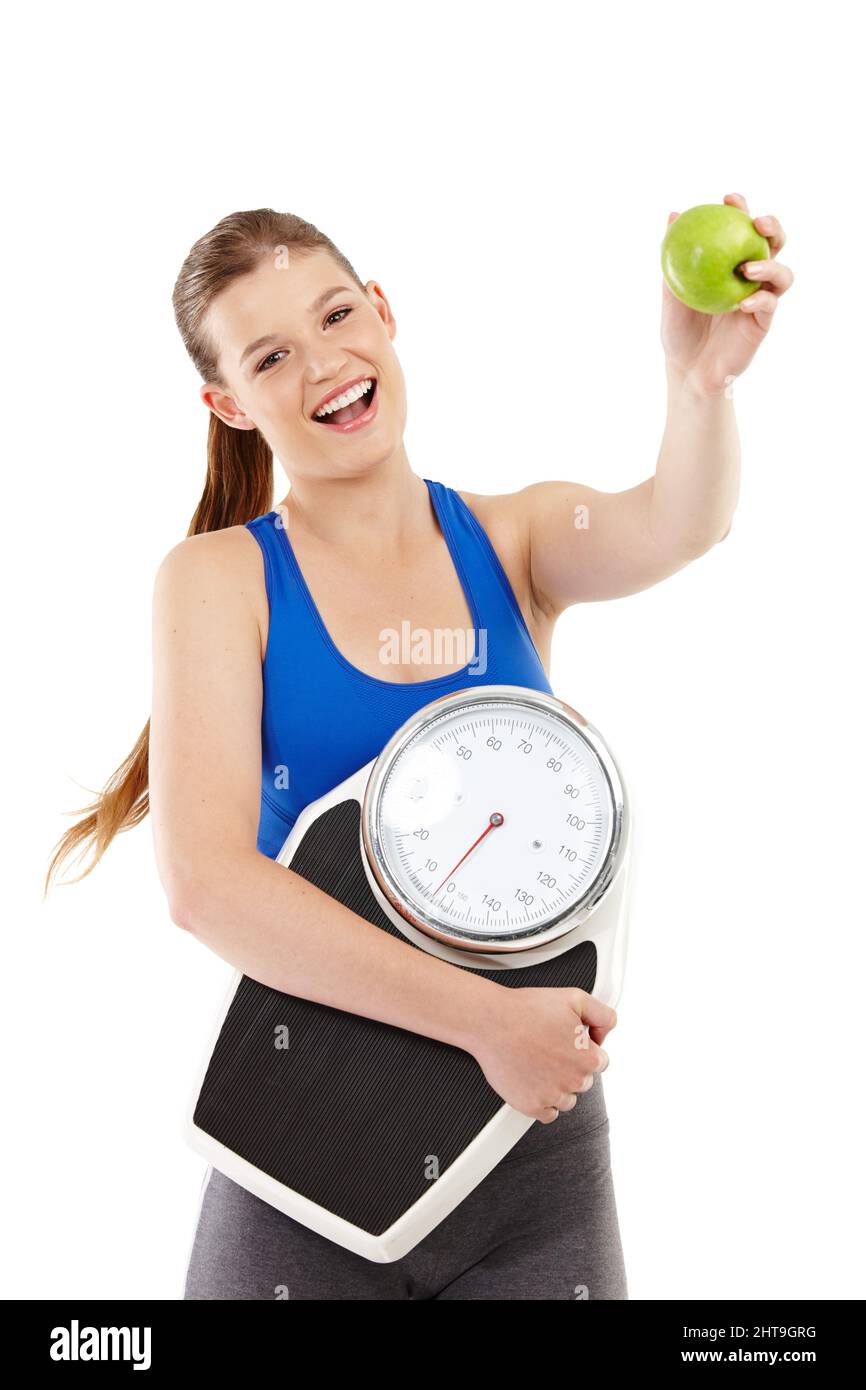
[239,285,355,368]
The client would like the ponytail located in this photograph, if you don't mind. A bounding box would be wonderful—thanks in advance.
[44,206,365,896]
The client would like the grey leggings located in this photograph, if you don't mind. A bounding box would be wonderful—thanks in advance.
[182,1071,627,1301]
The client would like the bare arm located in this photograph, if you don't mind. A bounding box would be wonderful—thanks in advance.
[148,528,501,1053]
[513,364,739,615]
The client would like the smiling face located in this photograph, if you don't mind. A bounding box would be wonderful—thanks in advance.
[200,247,407,482]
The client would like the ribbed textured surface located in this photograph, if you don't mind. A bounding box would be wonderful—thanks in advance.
[193,799,597,1236]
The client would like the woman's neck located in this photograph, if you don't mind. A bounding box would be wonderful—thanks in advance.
[276,455,434,555]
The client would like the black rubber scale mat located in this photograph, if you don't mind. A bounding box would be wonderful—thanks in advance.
[193,798,597,1237]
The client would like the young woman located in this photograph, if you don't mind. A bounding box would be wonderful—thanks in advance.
[45,200,791,1300]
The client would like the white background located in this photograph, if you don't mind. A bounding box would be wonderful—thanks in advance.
[4,0,864,1300]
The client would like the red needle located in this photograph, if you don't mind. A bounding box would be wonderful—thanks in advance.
[431,812,504,898]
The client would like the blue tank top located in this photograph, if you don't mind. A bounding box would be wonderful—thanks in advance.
[244,476,554,859]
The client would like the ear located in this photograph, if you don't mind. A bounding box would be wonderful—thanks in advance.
[200,383,257,431]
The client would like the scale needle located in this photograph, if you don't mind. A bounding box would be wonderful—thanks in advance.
[431,811,504,897]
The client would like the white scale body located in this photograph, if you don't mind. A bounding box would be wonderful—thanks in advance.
[185,685,639,1263]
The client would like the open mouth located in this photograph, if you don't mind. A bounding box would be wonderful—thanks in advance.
[313,378,377,427]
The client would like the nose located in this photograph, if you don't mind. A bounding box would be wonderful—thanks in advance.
[305,351,348,383]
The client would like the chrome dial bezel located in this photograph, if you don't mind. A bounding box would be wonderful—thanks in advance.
[360,684,627,955]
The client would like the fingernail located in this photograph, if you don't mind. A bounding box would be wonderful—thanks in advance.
[599,1048,610,1070]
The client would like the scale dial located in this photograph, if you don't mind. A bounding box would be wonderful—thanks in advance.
[361,686,625,953]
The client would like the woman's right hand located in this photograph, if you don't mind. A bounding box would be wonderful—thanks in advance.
[471,986,617,1123]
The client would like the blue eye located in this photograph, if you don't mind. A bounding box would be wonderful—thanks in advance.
[255,307,353,374]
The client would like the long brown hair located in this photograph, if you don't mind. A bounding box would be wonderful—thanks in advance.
[43,208,365,897]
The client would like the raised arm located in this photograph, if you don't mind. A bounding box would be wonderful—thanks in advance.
[515,197,792,618]
[515,372,739,617]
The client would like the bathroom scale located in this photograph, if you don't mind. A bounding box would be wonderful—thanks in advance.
[184,684,638,1263]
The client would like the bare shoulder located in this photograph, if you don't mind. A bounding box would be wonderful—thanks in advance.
[452,484,552,639]
[152,524,269,658]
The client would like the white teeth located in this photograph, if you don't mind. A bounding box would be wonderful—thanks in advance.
[313,378,374,418]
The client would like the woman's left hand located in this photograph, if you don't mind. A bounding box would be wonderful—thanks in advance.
[662,192,794,396]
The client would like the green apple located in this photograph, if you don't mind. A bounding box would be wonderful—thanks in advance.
[661,203,770,315]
